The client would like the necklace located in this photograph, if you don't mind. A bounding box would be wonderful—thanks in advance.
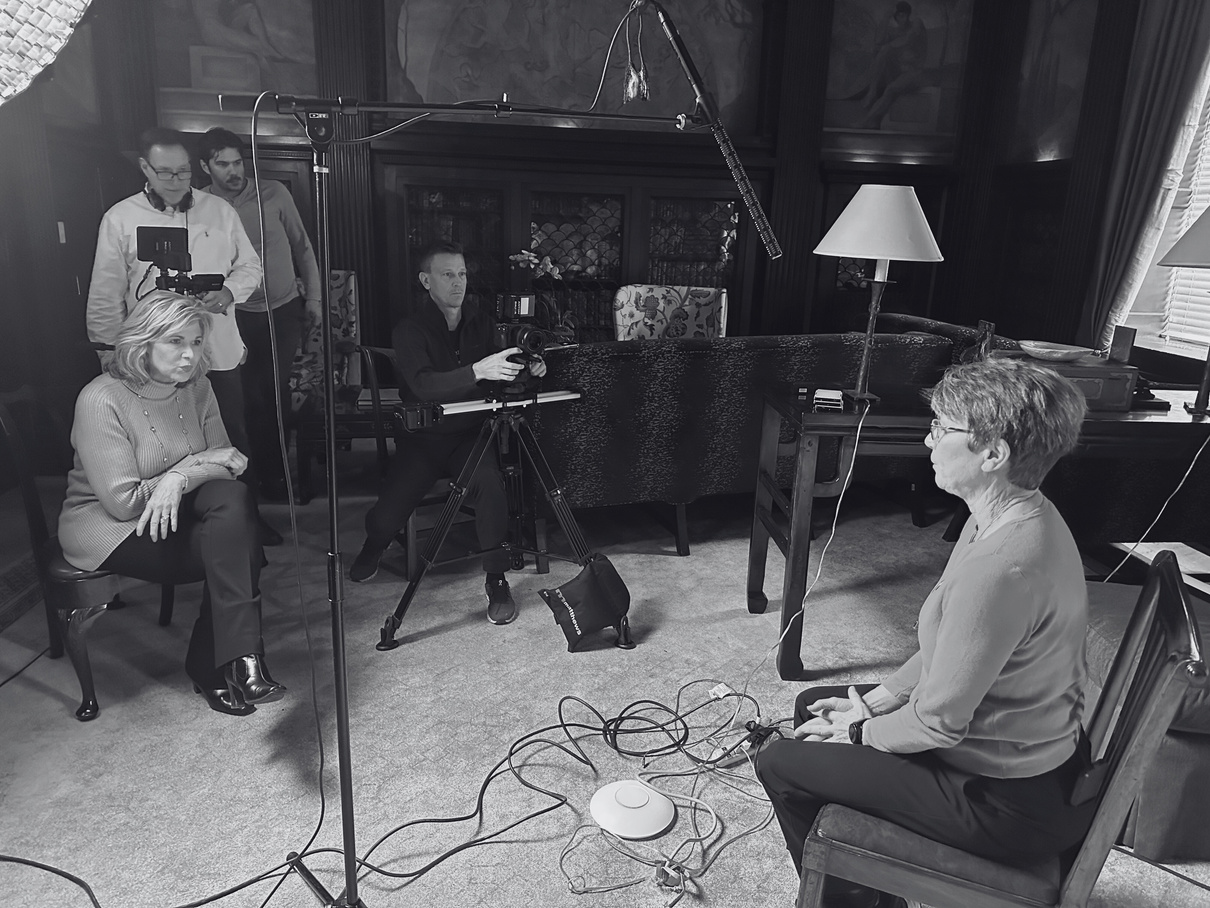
[123,380,195,466]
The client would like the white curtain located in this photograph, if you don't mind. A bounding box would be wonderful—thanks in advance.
[1098,53,1210,348]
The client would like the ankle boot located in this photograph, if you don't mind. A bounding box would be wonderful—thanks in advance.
[225,654,286,705]
[192,681,255,716]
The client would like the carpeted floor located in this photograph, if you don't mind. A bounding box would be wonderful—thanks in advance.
[2,472,1209,907]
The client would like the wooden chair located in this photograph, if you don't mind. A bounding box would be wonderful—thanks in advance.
[0,392,175,721]
[796,549,1207,908]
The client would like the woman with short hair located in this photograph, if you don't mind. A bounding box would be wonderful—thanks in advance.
[59,290,285,715]
[757,358,1094,907]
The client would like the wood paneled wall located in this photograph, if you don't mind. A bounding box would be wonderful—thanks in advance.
[0,0,1165,435]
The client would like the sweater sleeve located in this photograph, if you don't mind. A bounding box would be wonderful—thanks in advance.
[864,558,1034,753]
[881,651,922,702]
[164,383,237,490]
[394,319,482,401]
[219,205,263,306]
[280,187,323,303]
[73,387,153,521]
[199,381,231,448]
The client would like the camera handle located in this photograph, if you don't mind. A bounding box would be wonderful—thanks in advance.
[377,407,591,651]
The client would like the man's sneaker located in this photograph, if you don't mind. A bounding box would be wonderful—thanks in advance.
[349,541,384,582]
[485,577,517,625]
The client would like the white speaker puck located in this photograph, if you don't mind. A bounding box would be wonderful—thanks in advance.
[589,779,676,840]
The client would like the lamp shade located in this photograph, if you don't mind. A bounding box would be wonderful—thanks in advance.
[813,184,943,262]
[1159,204,1210,268]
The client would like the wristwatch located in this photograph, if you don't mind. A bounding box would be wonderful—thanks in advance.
[848,718,869,746]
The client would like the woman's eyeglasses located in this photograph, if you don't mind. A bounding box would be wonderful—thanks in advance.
[928,419,970,442]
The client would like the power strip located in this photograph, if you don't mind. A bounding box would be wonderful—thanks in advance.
[710,722,782,768]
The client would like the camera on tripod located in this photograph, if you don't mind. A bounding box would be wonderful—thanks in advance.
[494,293,550,362]
[136,226,225,296]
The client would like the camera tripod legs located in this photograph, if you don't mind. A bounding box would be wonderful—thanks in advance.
[376,409,591,651]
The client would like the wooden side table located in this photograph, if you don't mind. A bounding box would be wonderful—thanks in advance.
[747,387,1210,681]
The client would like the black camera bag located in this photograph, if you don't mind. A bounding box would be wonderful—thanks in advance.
[538,553,635,652]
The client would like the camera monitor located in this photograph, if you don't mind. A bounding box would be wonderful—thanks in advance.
[135,225,225,296]
[498,292,536,320]
[136,225,191,272]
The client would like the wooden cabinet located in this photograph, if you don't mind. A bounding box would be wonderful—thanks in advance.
[374,159,756,345]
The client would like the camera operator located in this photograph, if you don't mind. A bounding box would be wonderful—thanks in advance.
[85,127,282,545]
[349,241,546,627]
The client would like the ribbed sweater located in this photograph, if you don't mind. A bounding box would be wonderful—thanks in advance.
[57,374,236,571]
[864,495,1089,779]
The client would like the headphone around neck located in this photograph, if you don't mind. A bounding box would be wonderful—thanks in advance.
[145,186,193,213]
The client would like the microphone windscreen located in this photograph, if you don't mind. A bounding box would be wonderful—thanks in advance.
[710,123,782,260]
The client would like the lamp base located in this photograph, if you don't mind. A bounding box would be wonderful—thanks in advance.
[1184,401,1210,418]
[843,389,880,409]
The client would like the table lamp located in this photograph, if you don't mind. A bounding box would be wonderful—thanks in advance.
[814,184,943,405]
[1156,206,1210,417]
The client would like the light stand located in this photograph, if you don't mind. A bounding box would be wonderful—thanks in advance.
[287,102,366,908]
[813,185,943,406]
[217,5,778,898]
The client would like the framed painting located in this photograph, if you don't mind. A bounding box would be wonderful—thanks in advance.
[821,0,975,163]
[382,0,764,135]
[151,0,318,137]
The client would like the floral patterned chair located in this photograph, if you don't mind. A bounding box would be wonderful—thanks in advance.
[289,270,361,415]
[290,270,362,500]
[611,285,728,341]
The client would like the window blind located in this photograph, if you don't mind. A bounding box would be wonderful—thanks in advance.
[1164,107,1210,345]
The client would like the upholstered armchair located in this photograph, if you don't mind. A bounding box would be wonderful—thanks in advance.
[290,270,363,501]
[611,285,728,341]
[289,269,362,418]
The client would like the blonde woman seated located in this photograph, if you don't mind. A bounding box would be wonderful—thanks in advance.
[58,291,285,715]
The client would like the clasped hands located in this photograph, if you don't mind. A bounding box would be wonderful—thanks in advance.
[793,686,874,744]
[136,446,247,541]
[473,347,547,383]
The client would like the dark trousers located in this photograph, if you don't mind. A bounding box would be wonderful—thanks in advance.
[99,480,264,688]
[208,366,258,498]
[755,684,1098,875]
[236,299,306,487]
[364,429,511,574]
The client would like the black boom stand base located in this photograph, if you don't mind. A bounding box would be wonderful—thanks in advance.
[288,852,367,908]
[376,404,611,651]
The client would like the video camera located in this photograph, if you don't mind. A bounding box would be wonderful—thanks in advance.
[136,226,225,297]
[494,293,551,363]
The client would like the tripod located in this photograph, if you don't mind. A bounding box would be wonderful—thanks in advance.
[377,398,633,651]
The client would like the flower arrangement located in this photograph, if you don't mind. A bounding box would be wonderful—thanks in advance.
[509,248,562,279]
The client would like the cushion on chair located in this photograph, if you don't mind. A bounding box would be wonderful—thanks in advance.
[612,285,727,340]
[810,804,1060,904]
[43,539,111,583]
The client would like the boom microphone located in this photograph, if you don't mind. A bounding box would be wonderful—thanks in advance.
[637,0,782,260]
[218,93,361,115]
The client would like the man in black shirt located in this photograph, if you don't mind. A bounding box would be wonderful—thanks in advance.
[349,241,545,626]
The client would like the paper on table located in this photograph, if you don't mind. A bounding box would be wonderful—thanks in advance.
[1111,542,1210,573]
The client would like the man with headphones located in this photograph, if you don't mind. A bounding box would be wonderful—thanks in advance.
[86,126,281,545]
